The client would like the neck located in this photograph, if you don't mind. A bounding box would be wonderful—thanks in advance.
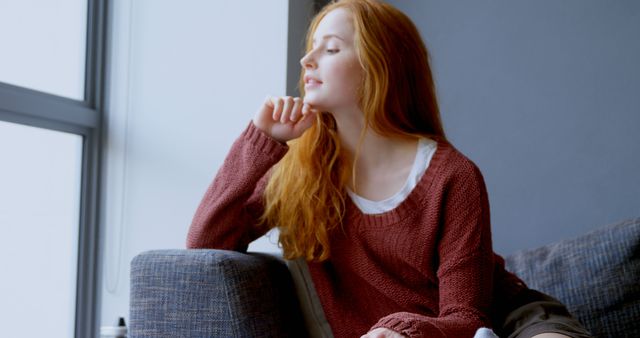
[331,110,419,187]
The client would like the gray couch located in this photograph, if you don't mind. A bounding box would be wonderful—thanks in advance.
[129,218,640,337]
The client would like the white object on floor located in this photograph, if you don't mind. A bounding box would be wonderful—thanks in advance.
[474,327,500,338]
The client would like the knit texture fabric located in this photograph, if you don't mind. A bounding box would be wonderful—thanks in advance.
[187,121,526,338]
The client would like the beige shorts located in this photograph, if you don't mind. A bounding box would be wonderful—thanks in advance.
[498,289,592,338]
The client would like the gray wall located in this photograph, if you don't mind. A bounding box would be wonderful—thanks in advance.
[287,0,316,97]
[385,0,640,254]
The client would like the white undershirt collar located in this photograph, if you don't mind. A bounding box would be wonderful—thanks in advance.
[347,137,437,215]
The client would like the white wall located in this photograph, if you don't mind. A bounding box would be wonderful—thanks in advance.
[100,0,290,326]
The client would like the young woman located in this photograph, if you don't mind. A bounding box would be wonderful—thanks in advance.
[187,1,592,337]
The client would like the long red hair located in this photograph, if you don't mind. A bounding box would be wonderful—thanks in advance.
[260,0,446,261]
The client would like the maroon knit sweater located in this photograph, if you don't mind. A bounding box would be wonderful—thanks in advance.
[187,122,527,338]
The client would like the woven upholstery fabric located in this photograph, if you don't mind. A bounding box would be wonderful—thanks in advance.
[504,218,640,338]
[129,249,306,338]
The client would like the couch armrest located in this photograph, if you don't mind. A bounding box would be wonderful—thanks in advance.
[129,249,307,338]
[505,217,640,338]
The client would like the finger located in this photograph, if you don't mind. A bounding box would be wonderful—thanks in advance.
[303,101,320,115]
[303,103,322,116]
[256,95,274,122]
[298,107,314,122]
[301,103,309,116]
[290,97,303,121]
[280,96,294,123]
[264,95,273,108]
[272,97,284,121]
[295,109,317,132]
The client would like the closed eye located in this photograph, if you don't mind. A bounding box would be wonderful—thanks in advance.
[327,49,339,54]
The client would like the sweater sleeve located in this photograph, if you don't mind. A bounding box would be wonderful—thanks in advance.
[186,121,288,252]
[370,159,494,338]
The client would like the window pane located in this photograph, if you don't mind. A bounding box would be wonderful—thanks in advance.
[0,121,82,337]
[0,0,88,100]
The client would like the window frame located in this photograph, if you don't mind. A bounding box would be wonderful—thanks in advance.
[0,0,109,337]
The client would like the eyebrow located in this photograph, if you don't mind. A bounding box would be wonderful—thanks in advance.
[312,34,345,44]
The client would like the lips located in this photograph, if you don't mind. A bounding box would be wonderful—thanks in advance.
[304,75,322,84]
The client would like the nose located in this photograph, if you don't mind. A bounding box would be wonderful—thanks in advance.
[300,49,316,69]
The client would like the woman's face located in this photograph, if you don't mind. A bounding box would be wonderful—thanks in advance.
[300,8,363,113]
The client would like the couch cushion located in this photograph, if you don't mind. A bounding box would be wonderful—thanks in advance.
[130,249,306,338]
[504,217,640,338]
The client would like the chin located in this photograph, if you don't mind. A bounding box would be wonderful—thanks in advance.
[302,94,326,109]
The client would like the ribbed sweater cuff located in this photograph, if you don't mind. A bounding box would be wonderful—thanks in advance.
[370,317,424,338]
[242,121,288,159]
